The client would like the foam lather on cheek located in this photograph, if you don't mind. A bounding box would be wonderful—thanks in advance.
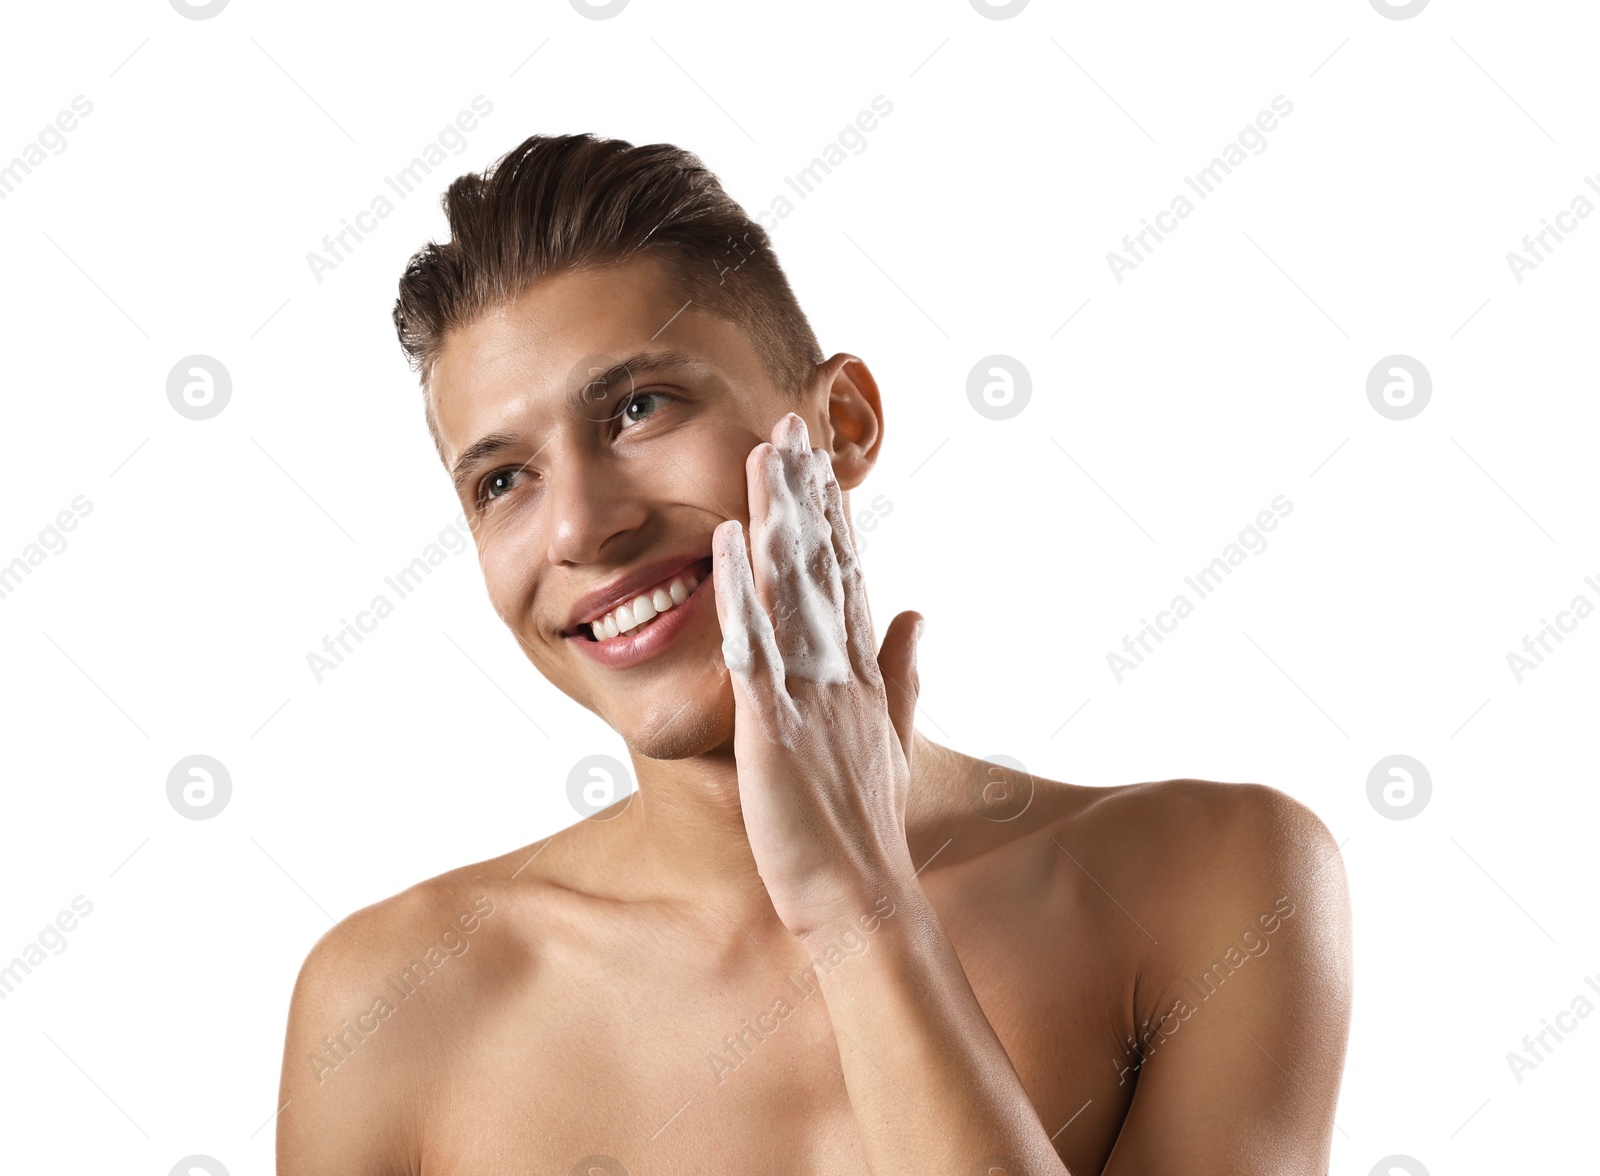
[764,447,852,684]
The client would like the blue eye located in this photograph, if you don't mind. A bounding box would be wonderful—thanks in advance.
[618,391,670,428]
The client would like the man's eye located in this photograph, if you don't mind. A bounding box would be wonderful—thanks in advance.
[618,391,670,429]
[479,468,528,504]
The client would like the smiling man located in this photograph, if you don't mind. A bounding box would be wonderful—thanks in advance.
[276,133,1352,1176]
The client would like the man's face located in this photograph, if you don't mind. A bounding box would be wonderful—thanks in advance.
[430,254,823,760]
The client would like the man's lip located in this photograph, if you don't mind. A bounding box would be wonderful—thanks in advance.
[563,551,714,634]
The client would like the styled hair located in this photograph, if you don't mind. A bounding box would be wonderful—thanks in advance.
[392,133,823,462]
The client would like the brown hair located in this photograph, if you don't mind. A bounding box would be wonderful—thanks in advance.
[392,133,823,463]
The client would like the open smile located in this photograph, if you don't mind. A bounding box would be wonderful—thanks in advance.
[568,556,715,669]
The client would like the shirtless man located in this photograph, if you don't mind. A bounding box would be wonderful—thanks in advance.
[276,133,1352,1175]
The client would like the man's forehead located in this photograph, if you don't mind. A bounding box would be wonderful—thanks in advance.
[429,257,700,450]
[441,257,691,380]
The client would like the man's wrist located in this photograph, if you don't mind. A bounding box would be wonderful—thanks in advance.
[794,873,926,948]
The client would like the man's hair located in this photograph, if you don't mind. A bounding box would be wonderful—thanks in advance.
[392,133,824,463]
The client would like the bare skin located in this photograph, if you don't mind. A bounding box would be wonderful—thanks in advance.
[276,255,1352,1175]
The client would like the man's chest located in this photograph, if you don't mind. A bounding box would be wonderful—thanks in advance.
[409,896,1140,1175]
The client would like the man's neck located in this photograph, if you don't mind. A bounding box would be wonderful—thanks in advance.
[606,731,960,937]
[621,745,779,931]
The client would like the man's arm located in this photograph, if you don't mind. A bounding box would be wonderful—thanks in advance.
[276,919,414,1176]
[799,783,1352,1176]
[710,414,1074,1172]
[798,884,1072,1176]
[709,420,1349,1170]
[1100,784,1353,1175]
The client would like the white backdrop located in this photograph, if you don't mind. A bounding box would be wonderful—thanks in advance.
[0,1,1594,1171]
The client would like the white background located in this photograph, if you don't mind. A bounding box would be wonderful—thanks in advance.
[0,0,1594,1171]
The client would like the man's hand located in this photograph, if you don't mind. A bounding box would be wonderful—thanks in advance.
[711,410,926,940]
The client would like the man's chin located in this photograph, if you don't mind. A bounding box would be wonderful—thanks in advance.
[610,688,736,761]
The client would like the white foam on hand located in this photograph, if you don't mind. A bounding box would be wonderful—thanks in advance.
[761,416,852,684]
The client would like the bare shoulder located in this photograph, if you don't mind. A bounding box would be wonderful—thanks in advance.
[282,849,537,1047]
[1074,776,1342,874]
[1044,780,1354,1171]
[951,765,1338,876]
[275,858,532,1175]
[1040,775,1351,982]
[905,750,1351,966]
[1057,776,1343,895]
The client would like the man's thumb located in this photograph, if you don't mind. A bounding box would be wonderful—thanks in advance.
[877,611,925,754]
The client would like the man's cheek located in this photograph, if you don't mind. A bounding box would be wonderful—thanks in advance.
[654,433,757,523]
[479,528,543,627]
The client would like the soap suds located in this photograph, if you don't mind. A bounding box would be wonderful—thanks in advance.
[716,415,856,687]
[714,520,760,677]
[759,418,852,684]
[721,619,754,676]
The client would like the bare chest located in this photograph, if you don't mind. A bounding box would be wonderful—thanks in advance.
[412,894,1140,1176]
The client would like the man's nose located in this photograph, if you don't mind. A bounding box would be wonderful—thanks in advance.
[543,457,647,566]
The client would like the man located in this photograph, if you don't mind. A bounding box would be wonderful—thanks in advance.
[277,133,1351,1175]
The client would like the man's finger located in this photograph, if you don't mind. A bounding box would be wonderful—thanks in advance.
[815,449,878,687]
[877,611,924,757]
[712,518,785,712]
[757,414,850,684]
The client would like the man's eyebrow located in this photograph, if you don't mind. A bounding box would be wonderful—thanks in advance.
[451,431,522,498]
[566,348,705,416]
[449,349,708,497]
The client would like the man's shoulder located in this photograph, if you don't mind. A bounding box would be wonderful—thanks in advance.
[288,847,537,1008]
[1071,776,1334,852]
[1034,775,1346,936]
[277,847,547,1168]
[283,839,565,1059]
[1049,780,1350,960]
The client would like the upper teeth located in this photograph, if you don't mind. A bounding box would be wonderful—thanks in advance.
[589,572,699,640]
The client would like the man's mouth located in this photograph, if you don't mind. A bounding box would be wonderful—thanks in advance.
[580,557,713,642]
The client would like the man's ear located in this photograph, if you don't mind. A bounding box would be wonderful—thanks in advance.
[813,353,883,492]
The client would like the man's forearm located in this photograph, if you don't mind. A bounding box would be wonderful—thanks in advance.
[800,881,1072,1176]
